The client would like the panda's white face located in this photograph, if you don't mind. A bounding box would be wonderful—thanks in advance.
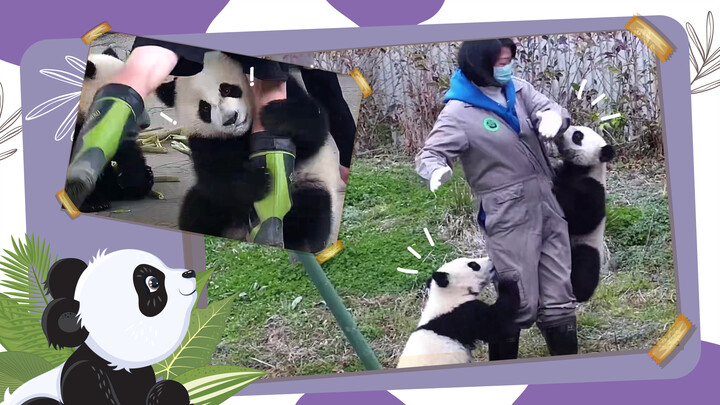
[430,257,495,297]
[79,53,125,120]
[556,126,613,167]
[175,51,254,138]
[75,249,197,371]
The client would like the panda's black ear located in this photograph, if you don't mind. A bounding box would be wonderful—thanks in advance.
[156,78,177,108]
[42,297,88,349]
[102,48,120,59]
[431,272,450,288]
[45,258,87,299]
[84,60,96,80]
[600,144,615,163]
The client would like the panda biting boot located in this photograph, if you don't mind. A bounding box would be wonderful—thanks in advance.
[65,83,150,209]
[540,315,578,356]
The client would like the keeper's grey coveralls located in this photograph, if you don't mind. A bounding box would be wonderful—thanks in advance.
[416,76,577,329]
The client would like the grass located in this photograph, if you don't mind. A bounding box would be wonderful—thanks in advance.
[206,156,676,376]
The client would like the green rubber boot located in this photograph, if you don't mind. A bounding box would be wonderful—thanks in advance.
[65,84,146,208]
[248,132,296,249]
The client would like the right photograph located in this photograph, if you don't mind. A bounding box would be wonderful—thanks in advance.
[206,30,674,376]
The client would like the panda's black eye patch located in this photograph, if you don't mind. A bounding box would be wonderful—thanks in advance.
[198,100,212,124]
[85,61,96,80]
[133,264,167,317]
[467,261,481,271]
[572,131,584,146]
[219,83,242,98]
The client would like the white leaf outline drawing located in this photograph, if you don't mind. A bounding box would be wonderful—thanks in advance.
[0,82,22,163]
[24,55,86,141]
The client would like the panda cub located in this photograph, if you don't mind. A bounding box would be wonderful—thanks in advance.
[70,48,155,213]
[4,249,197,405]
[159,51,342,253]
[397,257,521,368]
[553,126,615,302]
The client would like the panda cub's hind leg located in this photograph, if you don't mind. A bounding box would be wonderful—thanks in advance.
[570,243,601,302]
[284,186,333,253]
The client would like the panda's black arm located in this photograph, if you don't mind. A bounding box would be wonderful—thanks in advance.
[60,360,123,405]
[260,79,330,161]
[481,281,522,342]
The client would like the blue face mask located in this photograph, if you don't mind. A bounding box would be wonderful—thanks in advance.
[494,62,514,85]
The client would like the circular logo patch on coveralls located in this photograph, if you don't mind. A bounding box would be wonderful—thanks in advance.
[483,117,500,132]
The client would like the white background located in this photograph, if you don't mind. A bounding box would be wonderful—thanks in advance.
[1,1,718,404]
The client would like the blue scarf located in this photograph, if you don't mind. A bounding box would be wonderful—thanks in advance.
[443,70,521,134]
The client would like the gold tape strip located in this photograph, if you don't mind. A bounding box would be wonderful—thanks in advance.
[626,15,673,62]
[57,190,81,218]
[350,68,373,98]
[316,240,344,264]
[648,313,692,364]
[81,22,112,45]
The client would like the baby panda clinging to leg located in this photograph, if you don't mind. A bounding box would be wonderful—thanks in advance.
[397,257,521,368]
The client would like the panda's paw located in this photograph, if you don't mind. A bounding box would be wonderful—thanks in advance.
[78,195,111,213]
[144,165,155,190]
[146,380,191,405]
[496,280,521,312]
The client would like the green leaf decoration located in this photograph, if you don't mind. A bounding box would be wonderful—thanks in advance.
[0,351,55,400]
[193,268,215,310]
[153,294,237,380]
[0,235,69,366]
[0,235,56,315]
[174,365,266,405]
[0,293,70,366]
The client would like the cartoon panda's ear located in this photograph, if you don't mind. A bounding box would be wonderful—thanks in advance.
[45,258,87,299]
[42,297,88,349]
[600,144,615,163]
[431,272,450,288]
[156,78,177,108]
[84,60,96,80]
[102,48,120,59]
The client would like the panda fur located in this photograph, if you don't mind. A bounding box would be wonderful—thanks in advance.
[396,257,521,368]
[3,249,197,405]
[70,48,155,213]
[552,125,615,302]
[159,51,342,253]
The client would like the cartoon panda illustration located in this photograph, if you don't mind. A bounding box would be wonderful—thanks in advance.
[552,125,615,302]
[397,257,521,368]
[70,48,155,213]
[3,249,197,405]
[157,51,343,253]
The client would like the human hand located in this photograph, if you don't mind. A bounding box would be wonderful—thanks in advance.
[536,110,563,139]
[429,166,452,192]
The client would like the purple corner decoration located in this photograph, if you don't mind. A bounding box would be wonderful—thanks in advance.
[515,341,720,404]
[0,0,228,65]
[297,390,405,405]
[327,0,445,26]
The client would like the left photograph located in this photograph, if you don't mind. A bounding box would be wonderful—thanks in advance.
[62,32,362,254]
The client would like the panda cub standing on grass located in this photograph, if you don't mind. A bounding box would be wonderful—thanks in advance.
[3,249,197,405]
[552,126,615,302]
[70,48,155,213]
[397,257,521,368]
[157,51,342,253]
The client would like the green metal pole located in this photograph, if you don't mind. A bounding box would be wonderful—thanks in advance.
[294,251,383,371]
